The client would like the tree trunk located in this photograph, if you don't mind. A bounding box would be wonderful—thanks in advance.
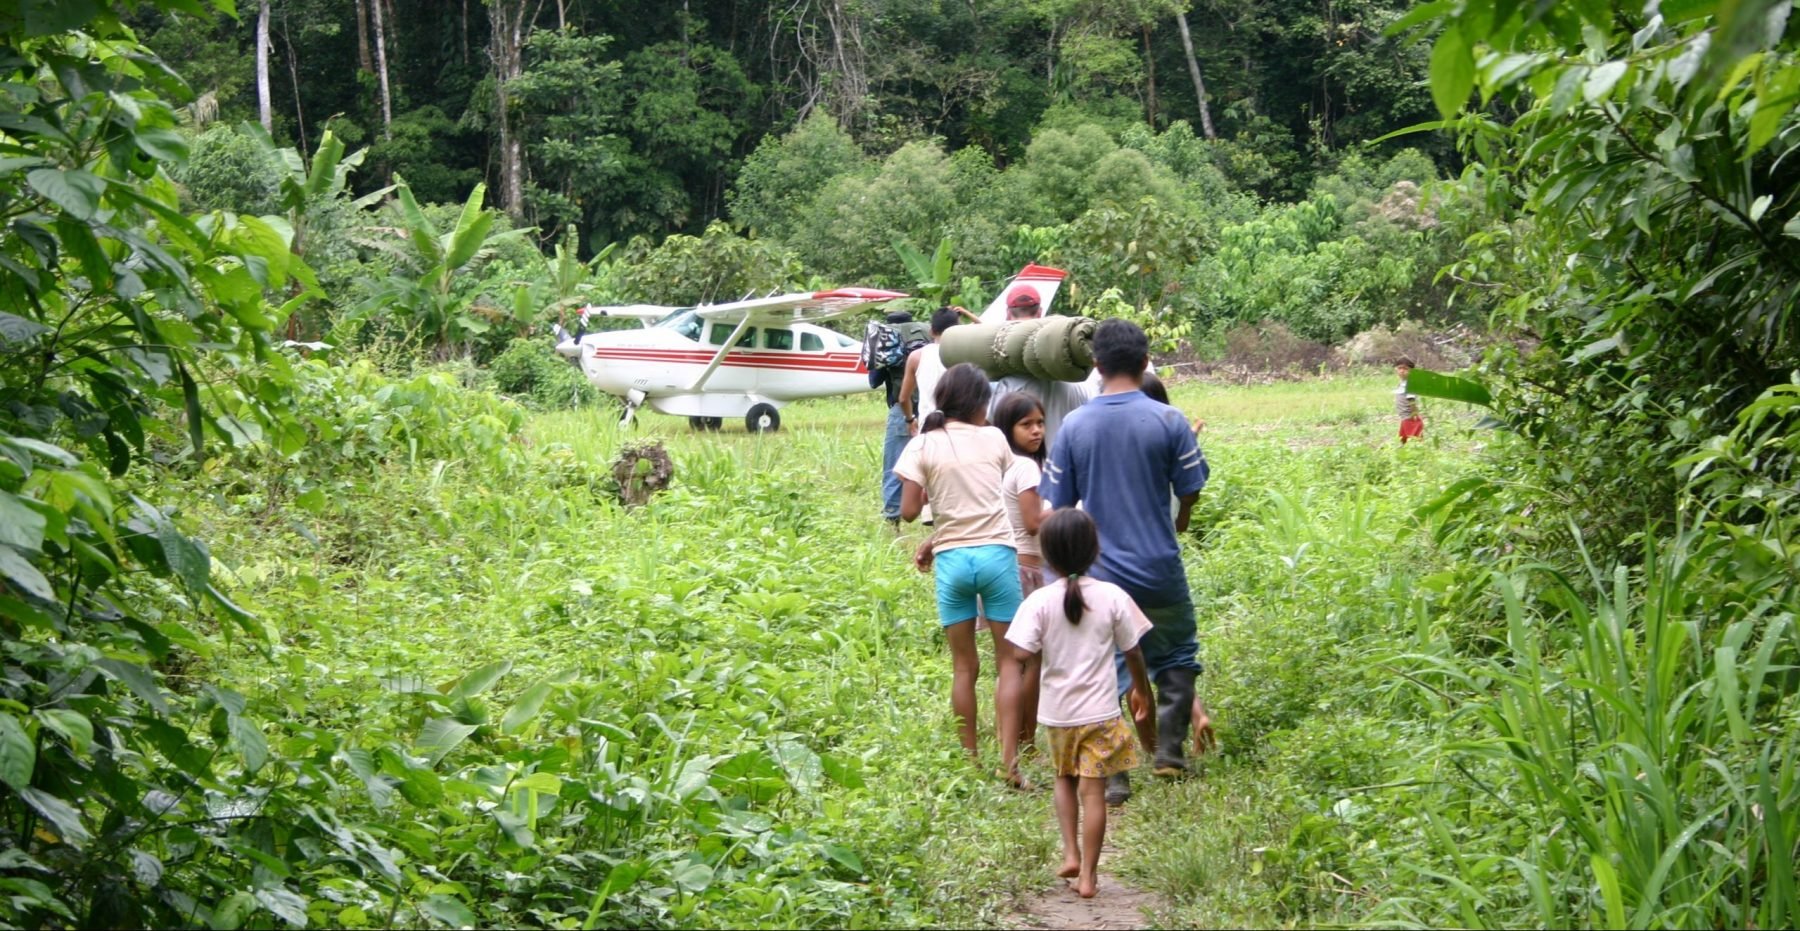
[1174,10,1216,139]
[370,0,393,141]
[490,0,527,220]
[256,0,272,132]
[282,17,307,154]
[354,0,373,73]
[1142,25,1157,128]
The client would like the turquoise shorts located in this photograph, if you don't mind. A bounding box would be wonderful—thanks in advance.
[934,544,1022,626]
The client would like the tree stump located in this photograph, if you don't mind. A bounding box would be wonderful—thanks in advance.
[610,440,674,507]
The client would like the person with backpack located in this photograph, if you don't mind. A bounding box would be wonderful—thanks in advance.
[868,310,929,525]
[897,306,971,436]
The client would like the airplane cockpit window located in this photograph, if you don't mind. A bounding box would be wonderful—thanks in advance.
[658,310,704,342]
[800,333,824,352]
[763,328,794,350]
[709,325,757,347]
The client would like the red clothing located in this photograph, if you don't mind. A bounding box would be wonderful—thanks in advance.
[1399,416,1424,443]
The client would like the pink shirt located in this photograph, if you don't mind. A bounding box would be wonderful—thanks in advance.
[1005,578,1152,727]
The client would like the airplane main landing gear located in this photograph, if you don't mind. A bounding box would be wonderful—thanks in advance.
[745,403,781,433]
[687,416,723,431]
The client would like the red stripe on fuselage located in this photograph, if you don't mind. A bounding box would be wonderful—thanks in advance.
[591,347,865,373]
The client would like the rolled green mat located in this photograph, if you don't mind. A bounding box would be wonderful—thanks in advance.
[998,318,1043,372]
[939,322,1000,374]
[939,317,1094,381]
[1024,316,1095,382]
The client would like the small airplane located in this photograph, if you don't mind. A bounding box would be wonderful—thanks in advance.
[553,287,908,431]
[552,264,1069,431]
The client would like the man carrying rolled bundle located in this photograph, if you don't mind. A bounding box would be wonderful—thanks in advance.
[981,291,1101,451]
[1038,319,1208,806]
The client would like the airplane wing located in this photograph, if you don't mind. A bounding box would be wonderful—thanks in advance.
[578,303,682,323]
[980,264,1068,324]
[685,287,907,392]
[691,288,909,327]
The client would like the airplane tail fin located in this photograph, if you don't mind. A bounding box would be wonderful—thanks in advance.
[980,264,1069,324]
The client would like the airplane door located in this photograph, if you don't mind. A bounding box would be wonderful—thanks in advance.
[702,321,759,395]
[754,327,800,395]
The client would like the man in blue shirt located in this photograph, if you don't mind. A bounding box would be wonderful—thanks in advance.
[1039,319,1208,804]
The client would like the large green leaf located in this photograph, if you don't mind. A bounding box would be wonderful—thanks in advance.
[415,717,478,766]
[444,182,494,271]
[0,491,46,552]
[22,0,105,35]
[0,311,50,346]
[499,681,552,735]
[392,176,442,264]
[26,168,104,220]
[35,708,92,754]
[1429,25,1475,120]
[18,787,90,847]
[449,660,511,699]
[0,545,54,602]
[419,894,475,929]
[1407,369,1492,408]
[302,131,346,201]
[0,711,35,791]
[228,714,268,773]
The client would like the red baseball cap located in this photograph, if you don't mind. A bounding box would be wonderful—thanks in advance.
[1006,290,1041,311]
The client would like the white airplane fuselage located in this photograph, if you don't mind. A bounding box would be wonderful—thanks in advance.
[560,312,871,419]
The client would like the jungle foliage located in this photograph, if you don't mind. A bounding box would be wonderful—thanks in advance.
[7,1,1800,930]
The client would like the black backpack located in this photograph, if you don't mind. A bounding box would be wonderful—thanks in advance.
[861,320,930,371]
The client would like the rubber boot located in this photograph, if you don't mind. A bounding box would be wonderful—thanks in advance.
[1104,771,1132,806]
[1153,668,1197,776]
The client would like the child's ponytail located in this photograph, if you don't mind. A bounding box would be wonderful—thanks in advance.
[921,410,948,433]
[1063,572,1088,626]
[1038,508,1100,625]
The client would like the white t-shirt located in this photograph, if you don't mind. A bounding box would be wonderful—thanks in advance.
[1002,454,1047,558]
[1005,579,1152,727]
[916,344,947,422]
[893,421,1016,553]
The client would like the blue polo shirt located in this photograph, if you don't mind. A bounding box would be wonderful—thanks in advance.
[1039,390,1208,607]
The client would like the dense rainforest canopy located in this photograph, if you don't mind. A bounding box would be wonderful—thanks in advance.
[135,0,1447,243]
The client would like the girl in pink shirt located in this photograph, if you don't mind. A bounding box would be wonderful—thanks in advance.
[1005,509,1155,898]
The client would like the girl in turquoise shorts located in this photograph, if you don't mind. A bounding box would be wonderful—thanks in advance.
[895,363,1031,785]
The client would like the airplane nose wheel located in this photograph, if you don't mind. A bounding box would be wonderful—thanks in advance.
[688,416,723,431]
[745,403,781,434]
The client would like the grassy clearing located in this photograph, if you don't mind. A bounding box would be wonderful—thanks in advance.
[184,371,1493,927]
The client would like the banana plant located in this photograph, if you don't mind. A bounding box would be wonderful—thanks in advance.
[892,237,957,305]
[252,127,391,258]
[354,177,537,357]
[537,224,620,326]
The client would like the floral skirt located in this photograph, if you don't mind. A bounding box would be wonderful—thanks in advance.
[1044,716,1139,779]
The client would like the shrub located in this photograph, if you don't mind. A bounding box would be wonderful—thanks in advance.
[489,337,603,410]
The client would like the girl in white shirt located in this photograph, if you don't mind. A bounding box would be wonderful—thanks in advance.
[1005,508,1154,898]
[993,391,1050,764]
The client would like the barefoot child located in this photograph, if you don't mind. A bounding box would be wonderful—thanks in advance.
[1005,508,1155,898]
[896,363,1030,785]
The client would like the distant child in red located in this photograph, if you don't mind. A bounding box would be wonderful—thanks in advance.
[1395,357,1424,443]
